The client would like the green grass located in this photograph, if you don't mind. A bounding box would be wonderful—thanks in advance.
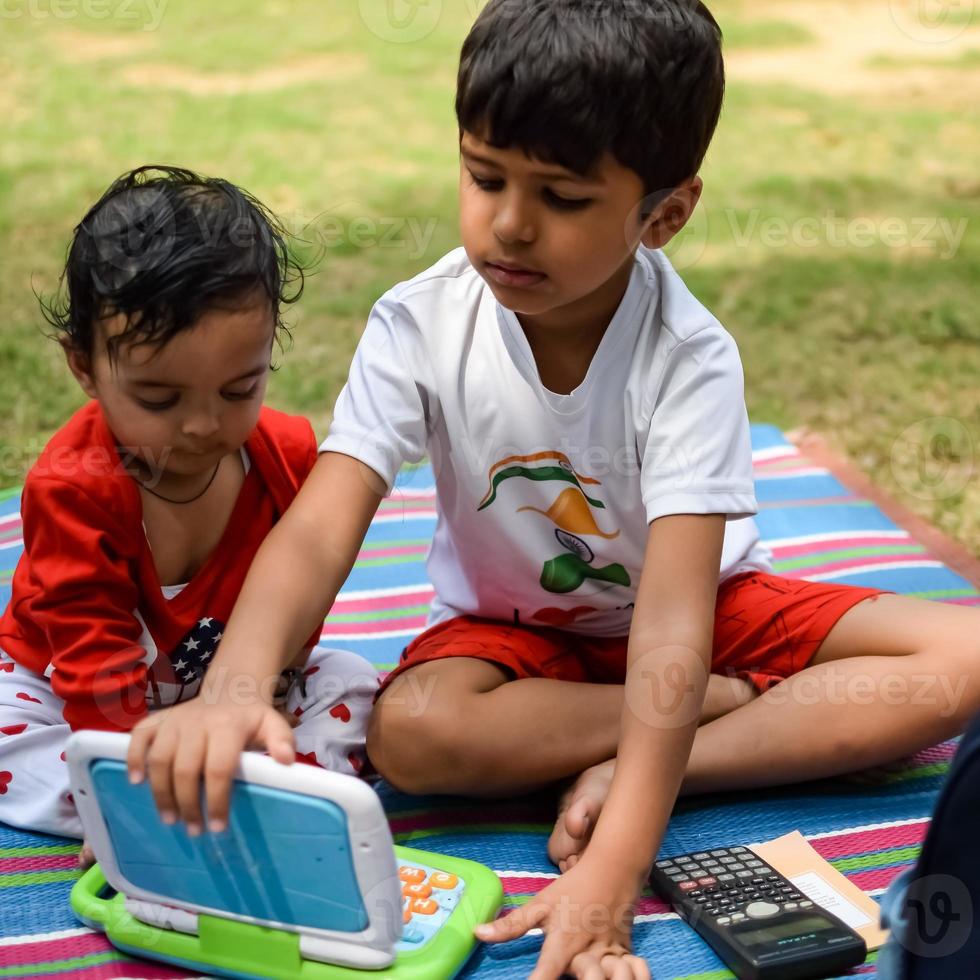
[868,49,980,69]
[722,19,816,49]
[2,0,980,554]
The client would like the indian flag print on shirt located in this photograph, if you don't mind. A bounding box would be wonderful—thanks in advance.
[477,450,631,625]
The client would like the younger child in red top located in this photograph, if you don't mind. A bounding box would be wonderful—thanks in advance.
[0,167,377,841]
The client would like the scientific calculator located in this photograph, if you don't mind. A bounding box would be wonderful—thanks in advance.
[650,845,867,980]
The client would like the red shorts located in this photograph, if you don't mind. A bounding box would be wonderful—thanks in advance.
[379,572,889,695]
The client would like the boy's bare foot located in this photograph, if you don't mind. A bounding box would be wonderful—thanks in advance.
[78,841,96,870]
[547,674,760,870]
[548,758,615,872]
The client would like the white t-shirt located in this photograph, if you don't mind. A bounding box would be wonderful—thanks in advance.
[321,247,773,637]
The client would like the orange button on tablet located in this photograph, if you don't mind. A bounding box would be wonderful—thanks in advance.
[403,882,432,900]
[429,872,458,890]
[399,867,425,884]
[411,898,439,916]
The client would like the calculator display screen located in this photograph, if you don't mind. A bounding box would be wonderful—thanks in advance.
[738,915,836,946]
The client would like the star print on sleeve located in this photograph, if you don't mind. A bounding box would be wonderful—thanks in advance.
[167,617,227,688]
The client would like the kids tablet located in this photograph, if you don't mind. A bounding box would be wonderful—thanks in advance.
[66,731,503,979]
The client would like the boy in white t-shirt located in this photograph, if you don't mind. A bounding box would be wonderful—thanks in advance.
[130,2,980,976]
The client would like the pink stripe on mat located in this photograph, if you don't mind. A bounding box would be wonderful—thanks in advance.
[771,536,917,559]
[372,510,438,523]
[500,875,558,896]
[809,821,929,862]
[753,452,801,467]
[328,588,434,615]
[915,741,959,763]
[636,896,670,916]
[754,465,826,478]
[0,855,80,873]
[788,552,935,578]
[321,615,428,636]
[357,545,428,560]
[0,935,189,977]
[0,931,110,966]
[759,495,860,509]
[848,866,909,893]
[69,963,191,979]
[0,932,191,980]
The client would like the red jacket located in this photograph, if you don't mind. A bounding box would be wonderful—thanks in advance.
[0,401,319,731]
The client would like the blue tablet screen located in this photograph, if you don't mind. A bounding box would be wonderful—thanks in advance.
[90,760,369,933]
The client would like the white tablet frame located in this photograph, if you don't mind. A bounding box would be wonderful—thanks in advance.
[66,730,403,970]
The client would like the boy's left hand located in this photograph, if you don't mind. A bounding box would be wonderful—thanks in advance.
[475,855,650,979]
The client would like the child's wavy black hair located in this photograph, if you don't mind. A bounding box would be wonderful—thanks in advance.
[42,165,304,363]
[456,0,725,204]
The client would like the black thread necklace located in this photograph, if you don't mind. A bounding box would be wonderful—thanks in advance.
[138,459,222,505]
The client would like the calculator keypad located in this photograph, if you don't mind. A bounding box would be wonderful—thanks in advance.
[395,861,467,950]
[653,847,814,926]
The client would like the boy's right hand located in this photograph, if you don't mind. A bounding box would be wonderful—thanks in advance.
[126,696,295,834]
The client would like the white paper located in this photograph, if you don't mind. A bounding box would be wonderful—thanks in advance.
[790,871,872,929]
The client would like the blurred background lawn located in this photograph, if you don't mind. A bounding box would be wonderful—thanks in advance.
[2,0,978,549]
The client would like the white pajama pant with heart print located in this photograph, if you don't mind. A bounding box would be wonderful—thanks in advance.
[0,646,379,839]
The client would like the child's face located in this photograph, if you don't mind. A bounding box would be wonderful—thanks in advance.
[67,300,274,479]
[458,131,672,322]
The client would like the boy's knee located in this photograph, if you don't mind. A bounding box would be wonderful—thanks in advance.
[930,644,980,729]
[367,682,464,794]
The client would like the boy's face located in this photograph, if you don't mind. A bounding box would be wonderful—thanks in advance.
[458,130,697,325]
[66,300,274,480]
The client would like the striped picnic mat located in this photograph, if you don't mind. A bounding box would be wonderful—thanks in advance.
[0,423,975,979]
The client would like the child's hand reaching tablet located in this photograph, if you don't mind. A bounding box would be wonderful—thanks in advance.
[70,730,504,978]
[126,696,295,834]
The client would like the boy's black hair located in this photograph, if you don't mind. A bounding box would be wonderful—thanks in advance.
[456,0,725,202]
[42,165,304,362]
